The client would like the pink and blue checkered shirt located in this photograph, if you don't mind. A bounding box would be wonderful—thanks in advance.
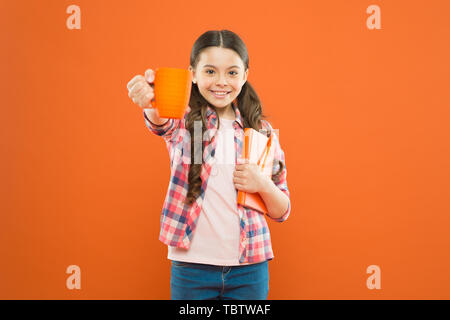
[143,101,291,264]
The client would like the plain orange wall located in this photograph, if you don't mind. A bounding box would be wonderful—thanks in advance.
[1,0,449,299]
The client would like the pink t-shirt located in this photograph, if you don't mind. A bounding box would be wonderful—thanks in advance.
[168,117,244,266]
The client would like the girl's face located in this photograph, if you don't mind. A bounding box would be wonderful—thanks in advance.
[189,47,248,110]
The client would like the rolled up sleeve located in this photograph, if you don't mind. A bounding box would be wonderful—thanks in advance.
[264,121,291,223]
[143,110,181,142]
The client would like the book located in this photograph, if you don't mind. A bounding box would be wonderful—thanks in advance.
[237,127,275,214]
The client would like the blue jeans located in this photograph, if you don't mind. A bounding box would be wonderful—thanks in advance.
[170,260,269,300]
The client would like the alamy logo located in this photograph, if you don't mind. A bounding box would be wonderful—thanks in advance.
[66,5,81,30]
[66,265,81,290]
[366,265,381,289]
[366,5,381,30]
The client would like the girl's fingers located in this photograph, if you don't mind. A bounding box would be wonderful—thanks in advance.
[134,82,148,96]
[233,176,245,184]
[130,81,145,94]
[144,92,153,103]
[136,93,146,107]
[129,83,143,97]
[233,171,242,178]
[145,69,155,83]
[127,75,144,91]
[128,74,154,108]
[236,158,248,165]
[138,91,154,108]
[130,81,152,100]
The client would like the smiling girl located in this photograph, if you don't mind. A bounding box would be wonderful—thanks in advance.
[127,30,291,300]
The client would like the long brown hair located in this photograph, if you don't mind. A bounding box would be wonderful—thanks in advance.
[185,30,283,205]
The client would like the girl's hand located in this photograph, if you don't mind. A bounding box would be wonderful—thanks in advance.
[127,69,155,109]
[233,159,268,193]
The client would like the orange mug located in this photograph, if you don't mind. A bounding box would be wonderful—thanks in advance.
[149,67,192,119]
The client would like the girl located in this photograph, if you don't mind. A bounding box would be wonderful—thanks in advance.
[126,30,291,300]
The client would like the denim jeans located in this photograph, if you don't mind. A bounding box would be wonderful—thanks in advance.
[170,260,269,300]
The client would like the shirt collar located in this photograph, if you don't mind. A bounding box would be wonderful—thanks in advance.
[205,99,244,129]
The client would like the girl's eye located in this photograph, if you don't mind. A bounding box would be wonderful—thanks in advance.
[205,70,238,75]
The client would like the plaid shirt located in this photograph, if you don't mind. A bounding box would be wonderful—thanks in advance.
[143,101,291,264]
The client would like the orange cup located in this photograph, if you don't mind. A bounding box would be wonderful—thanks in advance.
[150,68,192,119]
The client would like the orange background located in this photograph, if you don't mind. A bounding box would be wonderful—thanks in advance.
[1,0,449,299]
